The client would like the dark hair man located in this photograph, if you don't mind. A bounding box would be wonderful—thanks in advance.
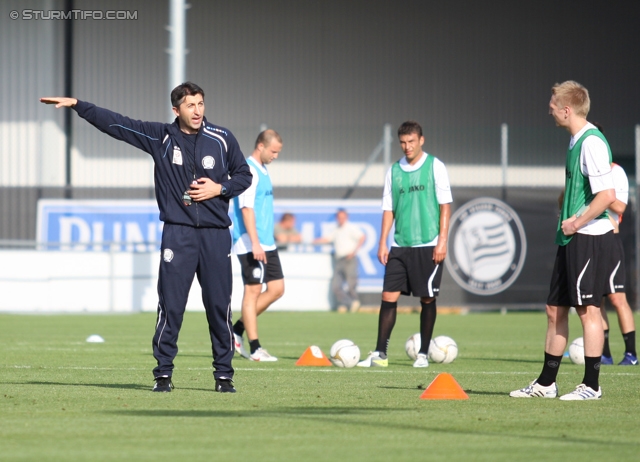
[40,81,252,393]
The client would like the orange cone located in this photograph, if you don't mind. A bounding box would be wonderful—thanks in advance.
[295,345,333,366]
[419,373,469,400]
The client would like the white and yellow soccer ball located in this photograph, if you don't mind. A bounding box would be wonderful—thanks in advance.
[405,333,421,360]
[329,339,361,368]
[568,337,585,365]
[428,335,458,364]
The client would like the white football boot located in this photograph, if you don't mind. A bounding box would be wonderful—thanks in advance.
[559,384,602,401]
[413,353,430,368]
[233,333,250,359]
[509,380,558,398]
[250,347,278,362]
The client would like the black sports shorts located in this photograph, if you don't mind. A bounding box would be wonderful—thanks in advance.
[382,246,443,298]
[603,233,626,294]
[547,231,616,307]
[237,249,284,285]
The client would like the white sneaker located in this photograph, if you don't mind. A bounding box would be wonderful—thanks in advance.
[233,333,249,359]
[509,380,558,398]
[413,353,429,368]
[250,347,278,362]
[356,351,388,367]
[559,384,602,401]
[350,300,361,312]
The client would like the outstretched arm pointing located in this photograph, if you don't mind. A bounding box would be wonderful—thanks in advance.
[40,97,78,108]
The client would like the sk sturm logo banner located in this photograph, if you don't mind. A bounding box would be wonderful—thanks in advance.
[445,197,527,295]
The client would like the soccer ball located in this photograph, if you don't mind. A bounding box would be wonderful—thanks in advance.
[329,339,361,368]
[428,335,458,364]
[405,333,421,360]
[568,337,585,365]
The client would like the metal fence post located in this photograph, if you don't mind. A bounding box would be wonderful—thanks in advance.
[635,125,640,311]
[501,123,508,201]
[383,123,392,180]
[342,124,391,199]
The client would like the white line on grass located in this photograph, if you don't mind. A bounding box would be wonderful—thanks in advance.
[231,367,640,377]
[3,365,639,377]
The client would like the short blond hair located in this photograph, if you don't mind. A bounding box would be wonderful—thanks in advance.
[551,81,590,118]
[255,129,282,149]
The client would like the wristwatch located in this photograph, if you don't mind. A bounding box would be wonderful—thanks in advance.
[220,185,227,197]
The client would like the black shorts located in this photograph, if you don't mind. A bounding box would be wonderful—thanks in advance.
[604,234,626,294]
[237,250,284,285]
[382,246,443,298]
[547,231,616,307]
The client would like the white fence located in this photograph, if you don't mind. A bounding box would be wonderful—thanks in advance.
[0,250,333,312]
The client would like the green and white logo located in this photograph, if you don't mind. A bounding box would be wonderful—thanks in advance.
[445,197,527,295]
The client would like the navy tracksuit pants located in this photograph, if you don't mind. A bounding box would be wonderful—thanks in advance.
[152,224,234,380]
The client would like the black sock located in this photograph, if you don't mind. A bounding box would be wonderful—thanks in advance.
[233,319,245,337]
[582,356,601,390]
[249,339,261,354]
[375,301,397,355]
[537,352,563,386]
[602,329,611,357]
[419,300,437,355]
[623,331,636,356]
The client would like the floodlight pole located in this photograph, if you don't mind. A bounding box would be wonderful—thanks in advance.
[167,0,189,121]
[63,0,74,198]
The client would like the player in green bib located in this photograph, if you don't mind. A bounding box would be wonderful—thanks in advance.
[556,128,611,246]
[358,121,452,368]
[391,155,441,247]
[511,81,616,401]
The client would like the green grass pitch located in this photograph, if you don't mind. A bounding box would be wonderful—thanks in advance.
[1,310,639,461]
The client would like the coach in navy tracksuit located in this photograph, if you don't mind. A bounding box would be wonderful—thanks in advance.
[40,82,252,393]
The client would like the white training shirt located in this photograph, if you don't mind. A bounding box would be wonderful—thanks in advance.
[382,152,453,247]
[609,163,629,225]
[571,123,614,236]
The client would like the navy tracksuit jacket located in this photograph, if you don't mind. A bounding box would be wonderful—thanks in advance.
[74,101,252,380]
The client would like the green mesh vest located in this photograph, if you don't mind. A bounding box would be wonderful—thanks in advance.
[391,155,440,246]
[555,128,612,246]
